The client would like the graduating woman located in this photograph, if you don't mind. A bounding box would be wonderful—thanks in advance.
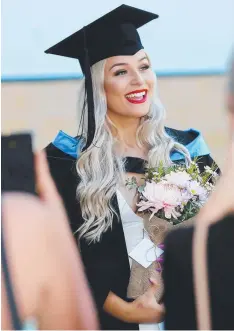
[45,4,218,330]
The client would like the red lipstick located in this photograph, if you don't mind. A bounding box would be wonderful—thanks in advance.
[125,89,148,104]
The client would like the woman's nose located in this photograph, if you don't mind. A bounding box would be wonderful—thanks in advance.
[130,71,144,86]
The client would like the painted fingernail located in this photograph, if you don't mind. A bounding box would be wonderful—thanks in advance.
[156,257,164,263]
[158,244,165,249]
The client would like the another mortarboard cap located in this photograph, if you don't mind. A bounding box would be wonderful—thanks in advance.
[45,4,159,149]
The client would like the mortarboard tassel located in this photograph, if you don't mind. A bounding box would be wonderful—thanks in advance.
[83,27,95,150]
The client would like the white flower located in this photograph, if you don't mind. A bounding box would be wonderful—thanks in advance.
[137,182,183,219]
[187,180,208,202]
[204,166,214,174]
[164,171,192,188]
[181,189,192,204]
[204,182,214,192]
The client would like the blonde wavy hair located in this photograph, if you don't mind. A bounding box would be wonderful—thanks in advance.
[76,57,191,243]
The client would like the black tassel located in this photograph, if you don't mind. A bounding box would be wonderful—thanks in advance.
[83,27,95,150]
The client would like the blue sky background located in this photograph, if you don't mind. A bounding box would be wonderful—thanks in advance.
[2,0,234,79]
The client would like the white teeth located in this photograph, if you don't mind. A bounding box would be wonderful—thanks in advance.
[126,91,146,98]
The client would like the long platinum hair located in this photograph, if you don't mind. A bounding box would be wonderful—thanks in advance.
[76,58,191,243]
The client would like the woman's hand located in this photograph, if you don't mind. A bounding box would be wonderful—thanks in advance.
[130,278,165,323]
[104,278,164,324]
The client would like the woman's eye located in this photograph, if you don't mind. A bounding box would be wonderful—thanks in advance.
[114,70,127,76]
[140,65,150,71]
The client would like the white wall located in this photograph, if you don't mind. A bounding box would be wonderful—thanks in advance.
[2,0,234,79]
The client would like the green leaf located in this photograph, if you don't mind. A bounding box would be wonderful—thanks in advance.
[138,185,145,193]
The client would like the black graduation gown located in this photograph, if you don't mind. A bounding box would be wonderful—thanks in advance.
[163,214,234,330]
[45,127,219,330]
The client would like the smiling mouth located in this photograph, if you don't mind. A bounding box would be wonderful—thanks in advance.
[125,89,148,104]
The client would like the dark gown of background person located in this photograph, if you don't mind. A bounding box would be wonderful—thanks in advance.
[46,127,219,330]
[163,214,234,330]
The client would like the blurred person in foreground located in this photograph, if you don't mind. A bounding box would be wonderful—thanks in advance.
[1,147,98,330]
[163,50,234,330]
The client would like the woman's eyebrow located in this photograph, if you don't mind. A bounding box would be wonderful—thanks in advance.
[109,57,148,71]
[109,63,128,71]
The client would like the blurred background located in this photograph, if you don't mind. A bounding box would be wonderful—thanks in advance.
[2,0,234,168]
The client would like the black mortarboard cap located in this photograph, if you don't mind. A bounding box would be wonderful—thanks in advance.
[45,5,158,150]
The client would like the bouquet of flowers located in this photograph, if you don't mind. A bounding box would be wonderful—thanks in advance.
[126,160,219,301]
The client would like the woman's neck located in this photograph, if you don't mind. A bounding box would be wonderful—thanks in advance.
[107,112,148,159]
[109,115,140,147]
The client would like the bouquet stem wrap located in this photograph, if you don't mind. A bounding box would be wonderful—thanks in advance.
[127,214,195,301]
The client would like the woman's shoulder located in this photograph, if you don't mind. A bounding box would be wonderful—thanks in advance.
[165,127,211,161]
[45,131,83,194]
[45,130,84,160]
[165,127,201,144]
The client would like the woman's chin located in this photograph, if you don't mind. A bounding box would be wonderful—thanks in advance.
[108,101,150,119]
[126,105,150,118]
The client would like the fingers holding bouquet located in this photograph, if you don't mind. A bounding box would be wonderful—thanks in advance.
[131,278,165,323]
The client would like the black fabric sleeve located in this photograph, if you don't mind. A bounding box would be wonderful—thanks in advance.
[84,263,113,312]
[45,144,76,195]
[164,215,234,330]
[207,215,234,329]
[163,227,197,330]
